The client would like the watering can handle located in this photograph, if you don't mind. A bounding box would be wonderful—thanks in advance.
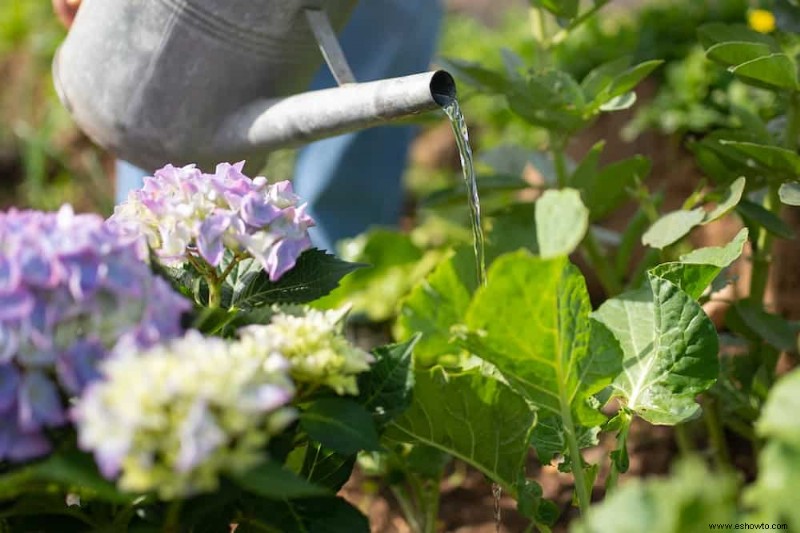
[304,7,357,86]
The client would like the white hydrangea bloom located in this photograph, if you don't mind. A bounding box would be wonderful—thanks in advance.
[73,331,295,499]
[239,307,373,396]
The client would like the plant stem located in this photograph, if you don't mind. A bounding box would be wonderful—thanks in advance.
[164,500,182,532]
[673,424,693,456]
[552,141,568,188]
[530,7,549,48]
[207,279,222,309]
[605,412,632,493]
[391,484,423,533]
[703,395,732,470]
[749,184,780,306]
[551,0,611,45]
[561,403,591,515]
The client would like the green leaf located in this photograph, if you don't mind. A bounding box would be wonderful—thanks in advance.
[300,443,356,492]
[607,60,664,100]
[598,92,637,111]
[232,460,329,499]
[465,252,622,427]
[487,203,539,260]
[313,230,433,321]
[300,398,381,455]
[572,154,650,221]
[225,249,363,309]
[737,199,796,239]
[530,0,578,19]
[651,228,749,299]
[703,177,746,223]
[385,366,535,494]
[730,53,798,91]
[726,300,799,352]
[535,189,589,258]
[508,70,588,133]
[239,495,369,533]
[421,174,530,210]
[647,263,721,300]
[745,369,800,530]
[395,249,476,364]
[573,458,739,533]
[680,227,749,267]
[437,57,509,93]
[581,57,632,102]
[697,22,779,50]
[642,208,706,249]
[356,336,418,427]
[593,273,719,424]
[719,141,800,176]
[705,41,774,67]
[530,416,600,465]
[779,182,800,205]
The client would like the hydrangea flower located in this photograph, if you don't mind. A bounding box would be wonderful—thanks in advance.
[73,331,296,499]
[109,162,315,281]
[0,205,189,462]
[238,307,373,395]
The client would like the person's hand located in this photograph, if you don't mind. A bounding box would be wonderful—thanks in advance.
[52,0,81,28]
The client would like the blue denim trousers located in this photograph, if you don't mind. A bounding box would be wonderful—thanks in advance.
[116,0,443,252]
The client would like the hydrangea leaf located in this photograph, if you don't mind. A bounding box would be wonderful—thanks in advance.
[384,366,534,495]
[395,249,476,364]
[535,189,589,259]
[464,252,622,428]
[642,208,706,249]
[572,458,739,533]
[232,460,329,499]
[745,369,800,530]
[239,495,369,533]
[593,273,719,425]
[356,336,418,427]
[300,398,381,456]
[224,249,363,309]
[300,443,356,492]
[779,182,800,206]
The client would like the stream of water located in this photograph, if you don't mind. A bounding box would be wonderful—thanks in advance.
[441,98,487,287]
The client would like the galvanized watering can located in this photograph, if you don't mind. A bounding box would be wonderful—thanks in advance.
[53,0,455,171]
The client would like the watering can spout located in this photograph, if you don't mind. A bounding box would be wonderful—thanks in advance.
[213,70,456,159]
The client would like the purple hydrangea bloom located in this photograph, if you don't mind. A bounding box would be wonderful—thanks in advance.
[109,162,315,281]
[0,205,190,462]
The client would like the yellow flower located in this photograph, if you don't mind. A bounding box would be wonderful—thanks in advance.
[748,9,776,34]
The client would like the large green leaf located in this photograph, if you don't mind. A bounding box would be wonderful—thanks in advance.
[729,53,799,91]
[465,252,622,427]
[572,458,739,533]
[593,273,719,425]
[535,189,589,258]
[356,336,418,427]
[642,209,706,249]
[697,22,779,50]
[385,366,535,494]
[300,443,356,492]
[395,249,476,364]
[224,249,363,309]
[300,398,381,455]
[726,300,799,353]
[745,368,800,530]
